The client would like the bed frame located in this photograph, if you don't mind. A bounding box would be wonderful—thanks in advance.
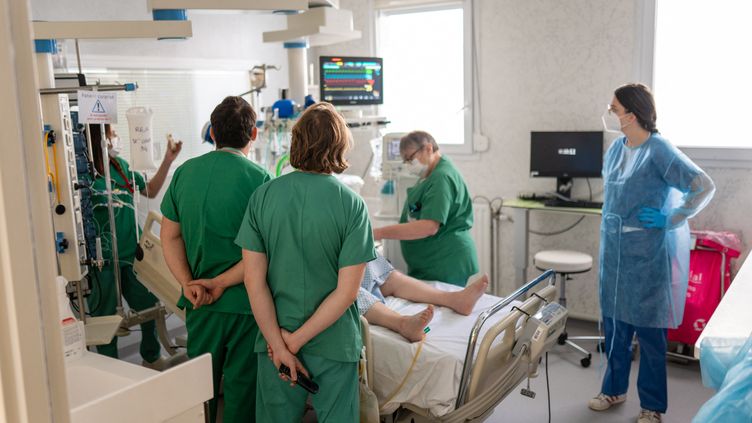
[368,270,561,423]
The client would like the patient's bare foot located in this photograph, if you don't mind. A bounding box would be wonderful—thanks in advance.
[448,274,489,316]
[399,305,434,342]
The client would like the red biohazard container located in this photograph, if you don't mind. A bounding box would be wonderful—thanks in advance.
[668,230,742,345]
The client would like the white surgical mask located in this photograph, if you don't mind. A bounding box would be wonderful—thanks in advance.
[602,106,637,134]
[108,136,122,157]
[602,110,624,134]
[406,159,428,177]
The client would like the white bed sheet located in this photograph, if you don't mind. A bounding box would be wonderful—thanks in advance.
[371,282,521,417]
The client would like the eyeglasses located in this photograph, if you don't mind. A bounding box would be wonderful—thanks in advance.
[607,104,630,116]
[403,145,424,164]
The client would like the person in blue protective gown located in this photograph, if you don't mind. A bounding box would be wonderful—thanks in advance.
[588,83,715,423]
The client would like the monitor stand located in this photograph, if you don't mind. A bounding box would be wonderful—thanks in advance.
[556,177,573,199]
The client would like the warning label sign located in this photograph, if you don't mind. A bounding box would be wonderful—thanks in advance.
[78,91,118,124]
[92,100,106,113]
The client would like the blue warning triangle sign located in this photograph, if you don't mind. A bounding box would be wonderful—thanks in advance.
[92,99,106,113]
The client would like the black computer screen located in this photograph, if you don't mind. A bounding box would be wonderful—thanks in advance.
[530,131,604,178]
[320,56,383,105]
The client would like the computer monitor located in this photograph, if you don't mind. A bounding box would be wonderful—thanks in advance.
[320,56,383,105]
[530,131,603,198]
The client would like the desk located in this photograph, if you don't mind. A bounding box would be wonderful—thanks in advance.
[694,254,752,358]
[502,199,602,285]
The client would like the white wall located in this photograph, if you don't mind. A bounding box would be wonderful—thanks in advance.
[331,0,752,320]
[463,1,751,320]
[457,0,637,319]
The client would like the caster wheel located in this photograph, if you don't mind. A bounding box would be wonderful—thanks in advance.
[557,332,568,345]
[581,356,592,368]
[596,341,606,353]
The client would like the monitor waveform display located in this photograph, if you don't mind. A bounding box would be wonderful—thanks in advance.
[320,56,383,105]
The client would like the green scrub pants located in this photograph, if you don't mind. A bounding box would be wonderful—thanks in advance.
[256,352,359,422]
[88,263,161,363]
[186,308,258,423]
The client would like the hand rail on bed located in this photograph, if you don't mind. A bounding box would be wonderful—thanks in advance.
[455,269,556,409]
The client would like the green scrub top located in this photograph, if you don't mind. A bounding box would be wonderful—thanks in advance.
[160,150,272,314]
[92,156,146,262]
[400,156,479,286]
[235,171,376,363]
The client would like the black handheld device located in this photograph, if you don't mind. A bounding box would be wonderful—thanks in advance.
[279,364,319,395]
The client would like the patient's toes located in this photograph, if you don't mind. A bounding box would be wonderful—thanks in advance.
[400,305,434,342]
[470,274,489,296]
[421,304,434,323]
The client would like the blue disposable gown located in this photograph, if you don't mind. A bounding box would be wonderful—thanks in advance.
[599,133,715,329]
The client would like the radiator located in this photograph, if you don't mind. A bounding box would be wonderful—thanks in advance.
[471,200,492,280]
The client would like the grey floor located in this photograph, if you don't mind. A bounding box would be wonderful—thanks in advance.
[116,318,714,423]
[487,319,714,423]
[117,313,187,366]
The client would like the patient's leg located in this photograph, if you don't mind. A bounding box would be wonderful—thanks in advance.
[379,273,489,316]
[364,302,434,343]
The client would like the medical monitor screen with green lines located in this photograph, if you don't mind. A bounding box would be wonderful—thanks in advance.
[320,56,383,106]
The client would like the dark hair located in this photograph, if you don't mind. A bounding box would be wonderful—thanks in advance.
[614,83,658,133]
[88,123,112,175]
[399,130,439,156]
[209,96,257,149]
[289,102,350,174]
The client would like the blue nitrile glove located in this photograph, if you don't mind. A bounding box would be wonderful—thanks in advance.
[638,207,668,229]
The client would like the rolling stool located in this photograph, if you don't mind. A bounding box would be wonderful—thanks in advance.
[534,249,602,368]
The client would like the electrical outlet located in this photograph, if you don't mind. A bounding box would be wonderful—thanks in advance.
[473,132,489,152]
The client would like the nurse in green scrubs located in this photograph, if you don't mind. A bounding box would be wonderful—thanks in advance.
[160,96,271,423]
[87,124,181,367]
[374,130,478,286]
[237,102,375,422]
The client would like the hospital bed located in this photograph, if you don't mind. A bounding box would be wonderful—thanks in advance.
[134,212,566,422]
[364,272,563,422]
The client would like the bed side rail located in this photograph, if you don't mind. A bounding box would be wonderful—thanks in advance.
[455,270,556,409]
[466,284,557,402]
[132,211,186,320]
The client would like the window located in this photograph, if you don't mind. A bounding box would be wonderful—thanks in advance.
[377,2,472,152]
[86,69,252,168]
[652,0,752,150]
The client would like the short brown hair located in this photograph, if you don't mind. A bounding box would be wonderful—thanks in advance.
[289,102,351,174]
[400,130,439,156]
[210,96,257,149]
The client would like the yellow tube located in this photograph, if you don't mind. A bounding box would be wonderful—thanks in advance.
[43,132,56,199]
[51,142,62,204]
